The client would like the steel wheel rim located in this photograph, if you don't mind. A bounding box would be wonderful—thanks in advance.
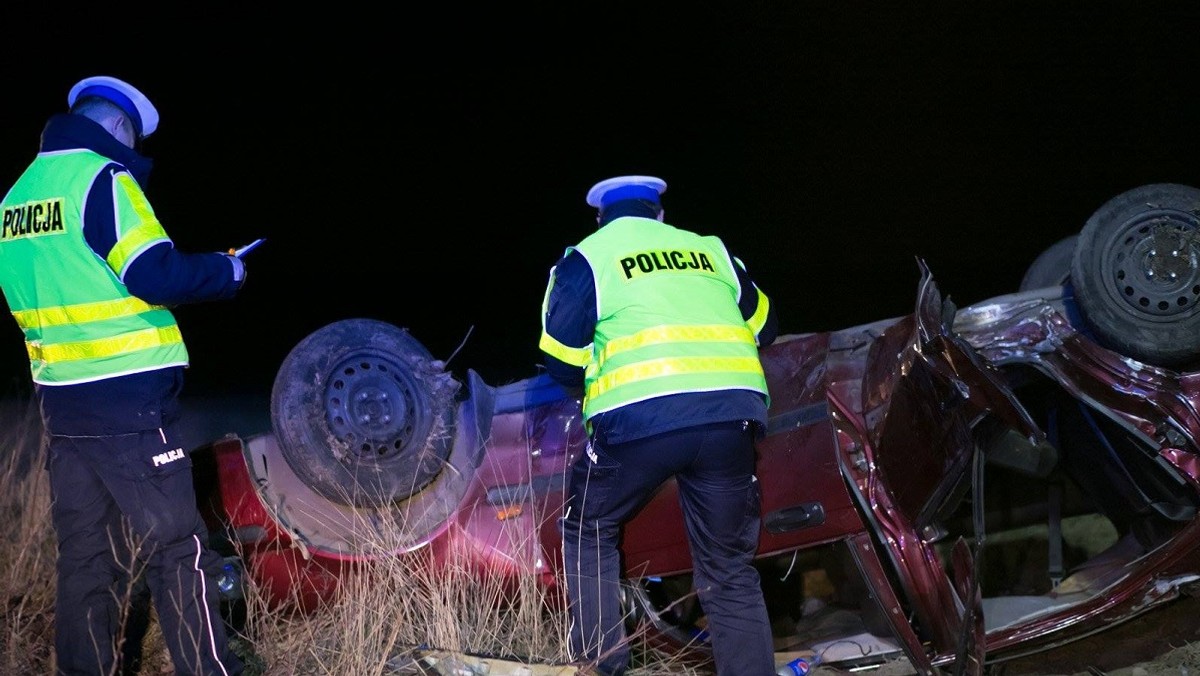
[323,352,429,463]
[1103,209,1200,320]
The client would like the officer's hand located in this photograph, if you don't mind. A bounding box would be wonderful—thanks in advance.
[224,254,247,287]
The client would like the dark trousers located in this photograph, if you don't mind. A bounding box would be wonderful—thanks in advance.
[561,420,775,676]
[48,424,243,676]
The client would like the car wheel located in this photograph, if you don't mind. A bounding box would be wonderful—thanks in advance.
[1070,183,1200,368]
[270,318,459,507]
[1019,235,1078,291]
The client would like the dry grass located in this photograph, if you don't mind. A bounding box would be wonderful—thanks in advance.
[235,507,573,674]
[0,398,708,675]
[0,397,55,674]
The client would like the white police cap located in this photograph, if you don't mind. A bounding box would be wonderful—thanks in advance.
[585,175,667,209]
[67,75,159,138]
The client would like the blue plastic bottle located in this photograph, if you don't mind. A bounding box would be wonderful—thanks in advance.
[776,654,820,676]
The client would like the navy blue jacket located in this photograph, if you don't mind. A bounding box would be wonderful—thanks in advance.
[29,114,242,435]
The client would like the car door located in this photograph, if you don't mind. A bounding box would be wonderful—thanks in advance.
[832,261,1041,673]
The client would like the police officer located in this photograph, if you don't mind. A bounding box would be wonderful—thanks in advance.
[0,75,245,675]
[538,175,779,675]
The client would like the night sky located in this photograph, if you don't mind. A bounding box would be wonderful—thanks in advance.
[2,3,1200,402]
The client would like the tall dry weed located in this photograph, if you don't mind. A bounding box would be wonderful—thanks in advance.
[231,448,710,675]
[0,398,55,673]
[237,479,578,674]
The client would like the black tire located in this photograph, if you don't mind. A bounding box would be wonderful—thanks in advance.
[1071,183,1200,368]
[1019,235,1078,291]
[270,319,460,507]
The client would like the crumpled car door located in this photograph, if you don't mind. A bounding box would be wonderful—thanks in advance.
[831,260,1042,674]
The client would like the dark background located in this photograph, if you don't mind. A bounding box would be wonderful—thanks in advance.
[3,2,1200,402]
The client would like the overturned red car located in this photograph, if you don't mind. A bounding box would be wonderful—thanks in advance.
[193,183,1200,674]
